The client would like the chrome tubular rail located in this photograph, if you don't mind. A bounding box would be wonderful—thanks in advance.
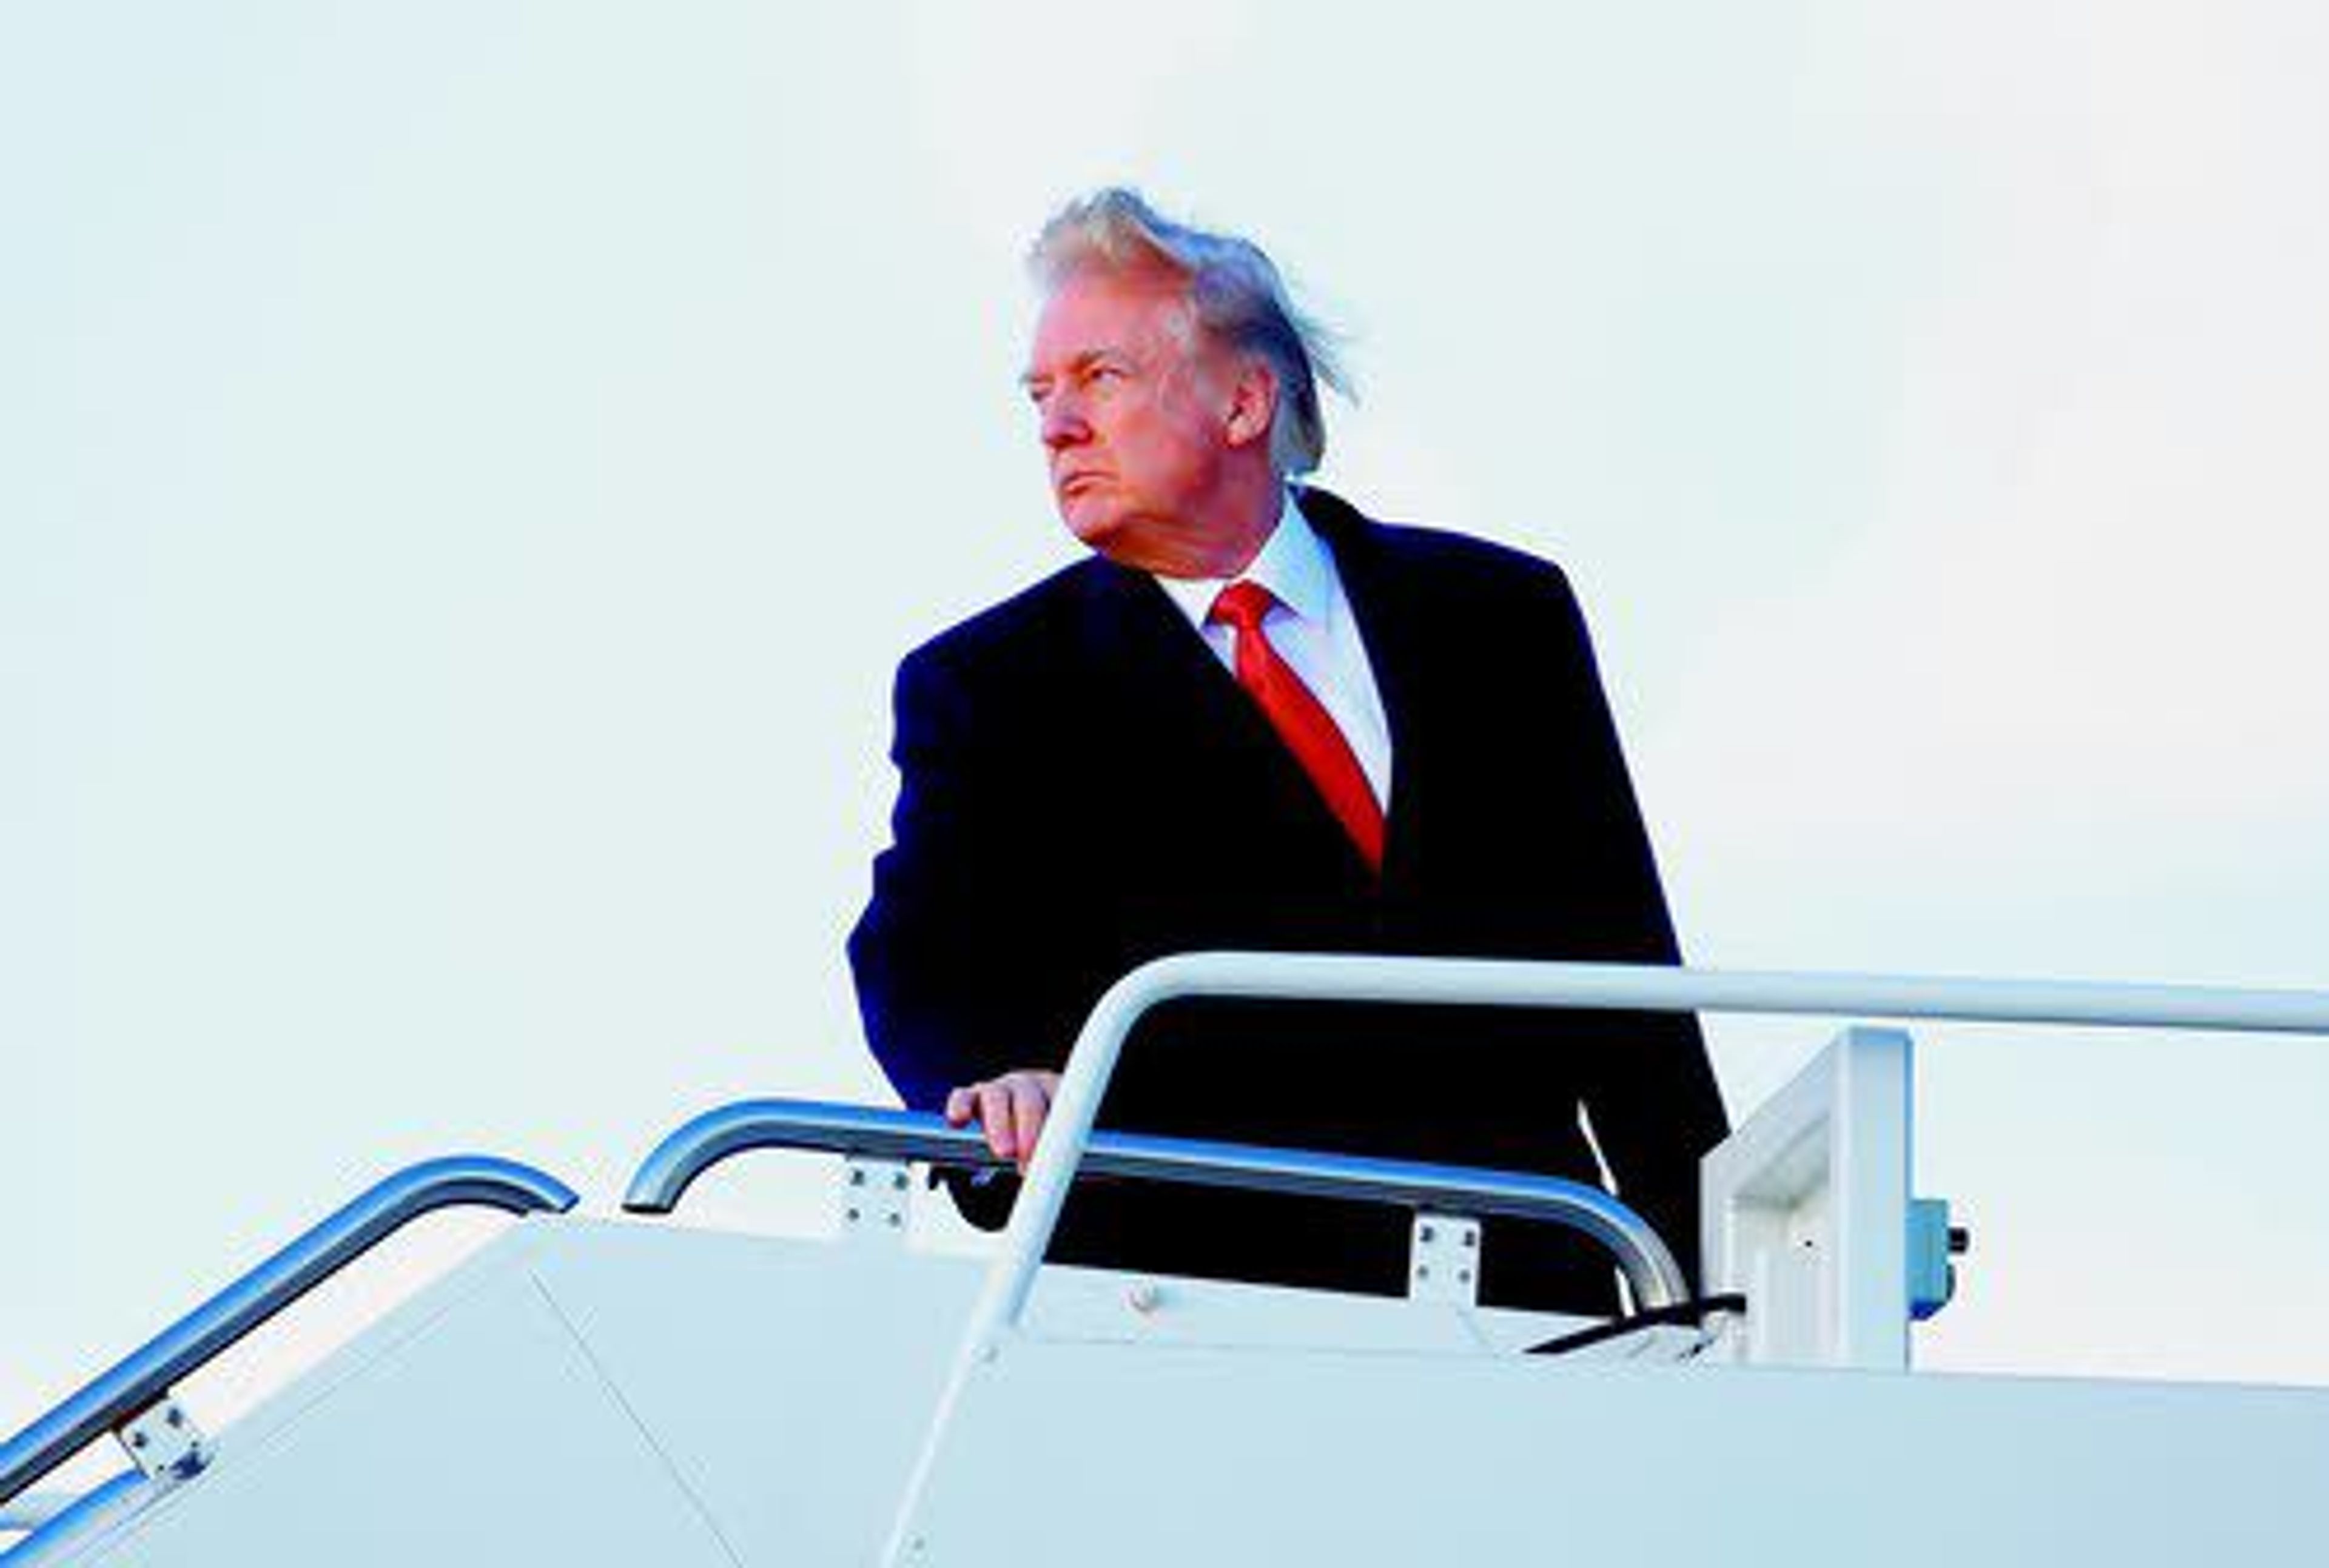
[0,1490,84,1534]
[0,1475,140,1566]
[980,952,2329,1340]
[622,1098,1685,1308]
[0,1156,579,1515]
[625,1100,992,1213]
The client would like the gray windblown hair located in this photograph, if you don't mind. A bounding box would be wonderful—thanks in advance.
[1029,187,1349,478]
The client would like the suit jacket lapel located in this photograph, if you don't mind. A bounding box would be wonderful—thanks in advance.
[1080,557,1254,745]
[1081,555,1381,893]
[1298,489,1430,886]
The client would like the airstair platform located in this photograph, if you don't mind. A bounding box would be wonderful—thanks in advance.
[7,954,2327,1566]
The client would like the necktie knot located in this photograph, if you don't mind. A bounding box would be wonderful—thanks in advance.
[1208,580,1276,633]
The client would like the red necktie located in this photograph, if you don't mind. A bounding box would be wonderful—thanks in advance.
[1208,581,1385,872]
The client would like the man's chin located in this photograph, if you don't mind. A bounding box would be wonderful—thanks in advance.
[1063,501,1131,556]
[1061,503,1192,575]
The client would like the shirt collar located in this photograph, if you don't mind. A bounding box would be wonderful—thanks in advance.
[1154,489,1333,631]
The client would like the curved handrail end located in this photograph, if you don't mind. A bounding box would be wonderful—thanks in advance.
[0,1153,579,1513]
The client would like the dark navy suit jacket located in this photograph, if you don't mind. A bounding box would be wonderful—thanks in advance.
[849,488,1727,1312]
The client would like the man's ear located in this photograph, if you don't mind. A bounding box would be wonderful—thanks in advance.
[1222,358,1279,451]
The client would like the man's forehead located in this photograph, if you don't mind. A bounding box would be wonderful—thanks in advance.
[1028,267,1194,361]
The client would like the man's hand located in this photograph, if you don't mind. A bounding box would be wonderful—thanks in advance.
[944,1069,1063,1170]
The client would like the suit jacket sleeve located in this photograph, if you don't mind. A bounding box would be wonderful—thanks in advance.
[848,632,1116,1101]
[850,642,1016,1114]
[1538,570,1729,1287]
[853,631,1131,1230]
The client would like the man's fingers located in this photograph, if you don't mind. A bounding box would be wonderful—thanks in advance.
[1009,1078,1050,1170]
[944,1071,1061,1167]
[976,1081,1018,1161]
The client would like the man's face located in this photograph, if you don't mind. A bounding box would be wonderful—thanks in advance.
[1023,266,1251,575]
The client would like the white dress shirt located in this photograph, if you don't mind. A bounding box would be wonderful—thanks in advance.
[1153,490,1394,810]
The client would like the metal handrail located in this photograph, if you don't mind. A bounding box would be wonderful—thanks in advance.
[977,952,2329,1340]
[0,1491,78,1533]
[626,1099,989,1211]
[622,1098,1686,1307]
[0,1156,578,1513]
[880,952,2329,1565]
[0,1474,139,1565]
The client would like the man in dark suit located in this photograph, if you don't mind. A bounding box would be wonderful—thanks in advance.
[849,189,1725,1314]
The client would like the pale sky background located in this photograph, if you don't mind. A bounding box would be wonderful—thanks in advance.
[7,2,2329,1467]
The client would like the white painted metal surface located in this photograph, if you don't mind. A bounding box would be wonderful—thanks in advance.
[110,1404,203,1488]
[16,956,2329,1567]
[893,1337,2329,1567]
[1405,1213,1483,1308]
[839,1156,915,1246]
[18,1166,2327,1567]
[82,1229,742,1568]
[41,1222,989,1567]
[30,1216,1602,1566]
[1701,1025,1914,1368]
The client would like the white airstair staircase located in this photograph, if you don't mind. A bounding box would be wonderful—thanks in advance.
[7,953,2327,1566]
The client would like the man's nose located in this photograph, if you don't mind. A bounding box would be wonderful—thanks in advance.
[1040,396,1089,450]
